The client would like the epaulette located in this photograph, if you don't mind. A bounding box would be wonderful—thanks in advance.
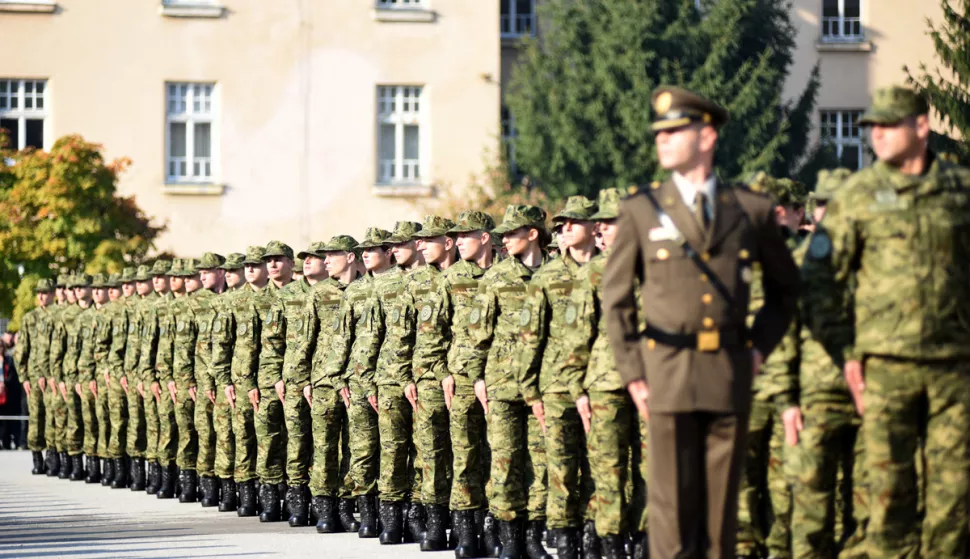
[623,181,662,199]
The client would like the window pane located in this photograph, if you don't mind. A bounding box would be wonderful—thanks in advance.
[24,81,33,95]
[501,0,510,16]
[0,118,18,149]
[379,124,396,160]
[36,94,43,110]
[35,81,44,95]
[842,145,861,170]
[25,118,42,149]
[516,0,532,16]
[844,0,860,17]
[404,125,420,159]
[0,81,7,94]
[822,0,839,17]
[25,96,32,110]
[194,122,211,157]
[170,122,187,157]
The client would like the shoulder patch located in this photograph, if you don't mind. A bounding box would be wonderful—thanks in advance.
[808,231,832,260]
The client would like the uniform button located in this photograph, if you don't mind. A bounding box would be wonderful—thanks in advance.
[701,252,711,262]
[739,249,750,259]
[702,294,713,305]
[647,339,656,350]
[656,248,670,260]
[699,274,708,282]
[702,317,714,328]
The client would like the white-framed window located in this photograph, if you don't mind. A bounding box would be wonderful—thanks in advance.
[376,0,423,8]
[501,104,519,178]
[822,0,862,42]
[0,78,48,151]
[377,85,426,185]
[165,82,216,183]
[501,0,535,38]
[820,109,865,170]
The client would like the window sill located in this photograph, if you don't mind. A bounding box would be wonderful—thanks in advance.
[501,35,532,47]
[372,184,434,197]
[0,1,57,13]
[816,40,872,53]
[159,2,224,18]
[372,8,436,23]
[163,182,225,196]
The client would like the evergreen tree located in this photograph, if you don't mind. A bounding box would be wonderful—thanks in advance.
[905,0,970,163]
[507,0,825,199]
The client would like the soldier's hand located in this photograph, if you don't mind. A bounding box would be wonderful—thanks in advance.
[531,401,546,432]
[303,385,312,408]
[206,390,215,405]
[225,384,236,409]
[368,394,378,413]
[59,381,67,400]
[474,380,489,415]
[151,382,161,403]
[248,388,260,412]
[844,360,865,415]
[136,381,145,398]
[404,383,418,412]
[89,380,98,398]
[104,371,111,386]
[189,386,198,402]
[575,395,592,434]
[168,381,177,404]
[22,380,30,398]
[782,406,803,446]
[38,377,46,392]
[74,383,82,397]
[752,349,764,377]
[120,376,129,395]
[627,380,650,422]
[275,380,285,403]
[441,376,455,411]
[340,387,350,408]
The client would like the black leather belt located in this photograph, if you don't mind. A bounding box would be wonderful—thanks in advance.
[643,324,746,352]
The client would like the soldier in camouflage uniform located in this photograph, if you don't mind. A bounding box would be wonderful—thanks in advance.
[43,275,70,477]
[470,205,551,559]
[212,253,245,512]
[47,275,76,478]
[168,258,202,502]
[332,227,395,539]
[59,273,91,480]
[140,259,176,497]
[123,265,153,490]
[803,86,970,557]
[192,253,228,506]
[94,273,122,486]
[106,269,133,489]
[443,211,498,559]
[77,273,110,484]
[16,278,54,475]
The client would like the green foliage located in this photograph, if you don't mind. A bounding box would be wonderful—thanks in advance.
[506,0,825,199]
[7,274,40,333]
[905,0,970,163]
[0,134,165,319]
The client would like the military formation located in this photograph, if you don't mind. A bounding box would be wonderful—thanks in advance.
[13,84,970,559]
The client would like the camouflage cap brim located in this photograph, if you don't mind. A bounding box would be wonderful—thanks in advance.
[589,209,618,221]
[858,109,908,126]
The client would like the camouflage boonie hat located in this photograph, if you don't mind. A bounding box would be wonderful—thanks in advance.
[176,258,200,277]
[448,211,496,235]
[493,204,548,235]
[413,216,456,239]
[386,221,423,244]
[197,252,225,270]
[357,228,394,249]
[322,235,359,253]
[294,257,305,271]
[134,265,152,282]
[297,242,328,260]
[121,267,137,283]
[812,168,853,202]
[91,273,109,289]
[590,188,622,220]
[106,273,123,288]
[262,240,294,260]
[56,274,69,288]
[150,259,172,277]
[168,259,184,277]
[553,196,598,223]
[34,278,54,293]
[777,178,809,207]
[547,231,561,251]
[242,246,267,266]
[219,253,246,271]
[859,86,929,126]
[748,172,803,207]
[70,273,93,288]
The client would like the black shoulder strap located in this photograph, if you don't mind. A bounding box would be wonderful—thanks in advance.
[640,188,738,310]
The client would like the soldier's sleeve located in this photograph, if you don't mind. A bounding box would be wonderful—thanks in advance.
[138,308,160,384]
[322,297,350,388]
[467,286,496,384]
[173,315,197,387]
[108,311,127,374]
[286,298,316,389]
[567,278,597,401]
[750,204,801,359]
[602,200,648,385]
[384,291,418,387]
[63,327,80,385]
[156,312,176,384]
[210,309,234,387]
[762,313,801,413]
[258,299,286,387]
[14,313,31,380]
[517,282,547,405]
[236,307,259,394]
[49,321,65,381]
[432,285,455,383]
[361,297,386,396]
[76,320,96,383]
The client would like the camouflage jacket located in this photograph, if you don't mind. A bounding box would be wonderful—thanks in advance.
[89,304,114,383]
[377,266,425,388]
[329,270,394,398]
[139,291,174,385]
[51,303,82,384]
[213,283,278,393]
[259,278,312,389]
[66,304,94,385]
[15,305,51,383]
[803,154,970,361]
[123,295,148,379]
[469,254,549,403]
[107,300,129,378]
[302,276,358,389]
[210,288,244,389]
[188,289,221,392]
[47,303,72,382]
[519,252,593,401]
[170,291,198,388]
[444,260,488,395]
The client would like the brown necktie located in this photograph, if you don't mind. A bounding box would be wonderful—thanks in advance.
[694,191,710,230]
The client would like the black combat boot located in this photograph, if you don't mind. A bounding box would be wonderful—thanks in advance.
[69,454,85,481]
[146,461,159,495]
[46,449,59,477]
[631,531,648,559]
[111,457,128,488]
[525,520,552,559]
[379,501,404,544]
[315,496,341,533]
[407,502,428,544]
[358,495,379,538]
[31,451,46,475]
[287,485,309,527]
[86,457,102,484]
[199,476,220,507]
[259,483,281,522]
[555,528,580,559]
[101,457,113,486]
[454,510,480,559]
[58,451,72,479]
[130,458,146,491]
[338,498,360,532]
[449,510,459,550]
[218,478,238,512]
[157,463,176,499]
[498,519,524,559]
[545,528,556,549]
[237,480,258,517]
[179,470,198,503]
[601,535,626,559]
[421,504,449,551]
[278,483,289,519]
[581,520,602,559]
[480,510,502,558]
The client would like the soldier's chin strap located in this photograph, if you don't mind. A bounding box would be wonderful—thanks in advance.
[641,188,737,310]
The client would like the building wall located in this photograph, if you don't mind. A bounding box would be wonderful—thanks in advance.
[0,0,501,256]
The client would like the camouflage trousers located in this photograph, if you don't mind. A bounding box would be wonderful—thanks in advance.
[174,385,197,471]
[309,386,348,497]
[630,412,650,534]
[255,387,285,484]
[346,388,380,496]
[736,397,791,558]
[415,380,453,507]
[788,400,866,559]
[486,399,548,522]
[863,356,970,558]
[106,376,127,458]
[543,393,589,530]
[44,382,61,450]
[586,391,636,536]
[81,383,99,456]
[231,389,257,482]
[96,376,110,458]
[26,381,46,451]
[194,388,216,477]
[125,379,146,458]
[156,386,178,466]
[377,386,420,502]
[143,388,159,461]
[283,385,312,485]
[449,391,488,511]
[62,389,83,455]
[213,388,235,479]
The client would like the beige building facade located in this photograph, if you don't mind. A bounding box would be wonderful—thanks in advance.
[0,0,949,256]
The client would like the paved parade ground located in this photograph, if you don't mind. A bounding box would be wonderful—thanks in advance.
[0,451,432,559]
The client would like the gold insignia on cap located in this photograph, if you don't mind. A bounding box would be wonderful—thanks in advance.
[656,248,670,260]
[739,249,750,259]
[655,91,673,114]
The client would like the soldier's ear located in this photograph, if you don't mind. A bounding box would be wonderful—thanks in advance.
[346,252,357,264]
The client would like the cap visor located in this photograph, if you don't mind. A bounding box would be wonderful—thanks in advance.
[858,110,905,126]
[650,117,694,132]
